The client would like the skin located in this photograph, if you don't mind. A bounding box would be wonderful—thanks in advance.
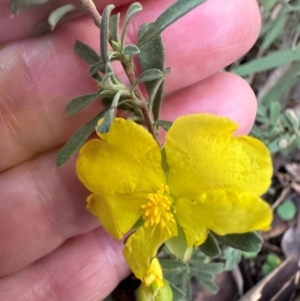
[0,0,261,300]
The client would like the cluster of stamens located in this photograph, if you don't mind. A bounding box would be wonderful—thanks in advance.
[141,185,175,232]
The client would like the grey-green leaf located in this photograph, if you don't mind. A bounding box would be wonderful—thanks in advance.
[48,4,81,31]
[154,120,173,131]
[137,0,207,47]
[89,61,105,76]
[199,233,221,258]
[74,40,100,65]
[121,2,143,46]
[213,232,263,253]
[109,13,120,42]
[97,90,122,133]
[233,48,300,76]
[66,93,100,116]
[101,5,115,64]
[122,44,140,56]
[56,110,107,167]
[10,0,55,14]
[132,68,163,90]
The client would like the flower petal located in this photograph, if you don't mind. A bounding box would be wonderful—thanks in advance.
[77,118,165,195]
[175,190,272,247]
[123,222,177,280]
[165,114,272,198]
[87,193,146,240]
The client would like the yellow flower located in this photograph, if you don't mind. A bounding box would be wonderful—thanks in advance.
[76,114,272,286]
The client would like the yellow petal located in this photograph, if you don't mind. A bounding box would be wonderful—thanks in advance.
[123,222,177,281]
[87,193,146,240]
[165,114,272,198]
[175,189,272,247]
[77,118,165,195]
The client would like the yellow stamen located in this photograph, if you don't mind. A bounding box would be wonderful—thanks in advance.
[141,184,175,232]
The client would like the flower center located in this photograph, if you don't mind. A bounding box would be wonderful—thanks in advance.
[142,184,175,230]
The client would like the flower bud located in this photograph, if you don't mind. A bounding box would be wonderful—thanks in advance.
[135,280,173,301]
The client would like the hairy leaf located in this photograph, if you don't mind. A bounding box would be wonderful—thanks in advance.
[132,68,163,90]
[74,40,100,65]
[101,5,115,64]
[48,4,81,31]
[56,110,107,167]
[154,120,173,131]
[199,233,221,258]
[213,232,263,252]
[122,44,140,56]
[121,2,143,46]
[137,0,207,46]
[109,13,120,42]
[97,90,122,133]
[66,93,100,116]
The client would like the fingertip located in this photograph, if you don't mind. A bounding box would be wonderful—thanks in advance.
[161,72,257,135]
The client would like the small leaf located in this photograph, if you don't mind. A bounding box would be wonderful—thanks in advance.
[66,92,100,116]
[97,90,122,133]
[89,61,105,76]
[56,110,107,167]
[198,279,219,294]
[154,120,173,131]
[10,0,55,14]
[48,4,81,31]
[101,5,115,64]
[277,200,297,221]
[122,44,140,56]
[121,2,143,46]
[223,248,242,271]
[109,13,120,42]
[199,233,221,258]
[74,40,100,65]
[132,68,163,90]
[137,0,207,47]
[213,232,263,253]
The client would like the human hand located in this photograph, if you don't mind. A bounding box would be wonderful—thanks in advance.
[0,0,261,300]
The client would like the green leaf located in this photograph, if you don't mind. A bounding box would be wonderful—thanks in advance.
[122,44,140,56]
[223,248,242,271]
[121,2,143,46]
[66,92,100,116]
[261,62,300,105]
[48,4,81,31]
[213,232,263,252]
[74,40,100,65]
[165,227,193,261]
[97,90,122,133]
[10,0,55,14]
[199,233,221,258]
[277,200,297,221]
[233,48,300,76]
[109,13,120,42]
[137,0,207,47]
[269,100,281,124]
[261,16,287,52]
[154,120,173,131]
[132,68,163,90]
[56,110,107,167]
[89,61,105,76]
[101,5,115,64]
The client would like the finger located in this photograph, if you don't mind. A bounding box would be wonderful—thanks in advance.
[162,72,257,135]
[0,0,261,170]
[0,227,130,301]
[0,72,256,277]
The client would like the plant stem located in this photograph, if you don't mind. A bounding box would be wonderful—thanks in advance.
[123,60,159,142]
[80,0,101,27]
